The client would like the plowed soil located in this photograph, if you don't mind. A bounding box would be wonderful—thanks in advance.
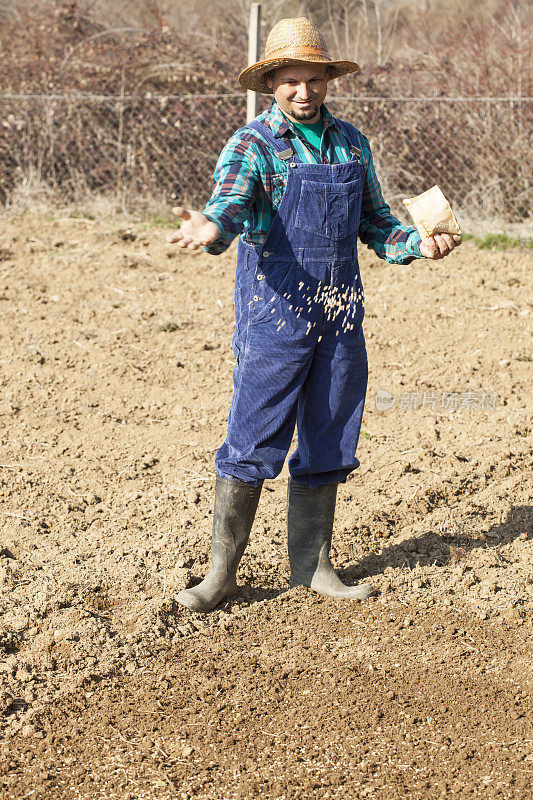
[0,214,531,799]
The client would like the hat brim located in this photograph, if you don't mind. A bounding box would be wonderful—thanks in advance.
[238,57,359,94]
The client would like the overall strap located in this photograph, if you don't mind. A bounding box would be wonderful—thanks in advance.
[246,119,298,162]
[334,118,367,168]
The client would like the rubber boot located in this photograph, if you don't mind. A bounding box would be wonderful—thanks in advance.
[175,476,262,612]
[287,478,374,600]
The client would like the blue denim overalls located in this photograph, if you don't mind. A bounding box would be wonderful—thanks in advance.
[215,118,368,488]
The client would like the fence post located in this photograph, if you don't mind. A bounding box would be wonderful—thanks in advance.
[246,2,261,123]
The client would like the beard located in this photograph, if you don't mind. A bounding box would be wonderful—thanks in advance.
[289,101,320,121]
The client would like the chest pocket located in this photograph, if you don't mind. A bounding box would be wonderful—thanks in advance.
[295,177,362,239]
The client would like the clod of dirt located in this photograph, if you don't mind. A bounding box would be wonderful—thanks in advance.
[119,229,137,242]
[0,690,14,716]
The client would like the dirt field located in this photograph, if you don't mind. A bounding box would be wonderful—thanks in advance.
[0,214,531,799]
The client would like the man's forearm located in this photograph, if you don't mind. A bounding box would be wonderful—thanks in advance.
[359,207,423,264]
[201,210,243,255]
[354,130,424,264]
[201,136,259,255]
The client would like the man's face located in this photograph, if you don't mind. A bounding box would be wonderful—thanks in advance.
[266,63,328,124]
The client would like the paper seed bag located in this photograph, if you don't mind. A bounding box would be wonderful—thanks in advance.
[403,185,461,238]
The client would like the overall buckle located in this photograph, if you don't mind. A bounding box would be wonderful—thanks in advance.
[277,148,294,161]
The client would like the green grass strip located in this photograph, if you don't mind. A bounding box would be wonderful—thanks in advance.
[462,232,533,251]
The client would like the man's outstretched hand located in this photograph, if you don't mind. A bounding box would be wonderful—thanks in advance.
[167,207,220,250]
[419,232,462,260]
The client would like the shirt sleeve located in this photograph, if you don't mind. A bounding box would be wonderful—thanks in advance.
[201,132,261,256]
[357,133,424,264]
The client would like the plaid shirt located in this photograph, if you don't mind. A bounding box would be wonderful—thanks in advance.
[202,102,423,263]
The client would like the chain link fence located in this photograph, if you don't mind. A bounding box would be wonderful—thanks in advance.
[0,93,531,227]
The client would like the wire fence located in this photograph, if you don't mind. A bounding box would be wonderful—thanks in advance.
[0,93,531,225]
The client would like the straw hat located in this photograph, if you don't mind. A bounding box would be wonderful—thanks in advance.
[238,17,359,94]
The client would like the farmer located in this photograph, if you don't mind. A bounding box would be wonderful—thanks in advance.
[168,17,461,612]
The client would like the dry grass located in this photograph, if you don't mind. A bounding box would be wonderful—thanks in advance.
[0,1,530,226]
